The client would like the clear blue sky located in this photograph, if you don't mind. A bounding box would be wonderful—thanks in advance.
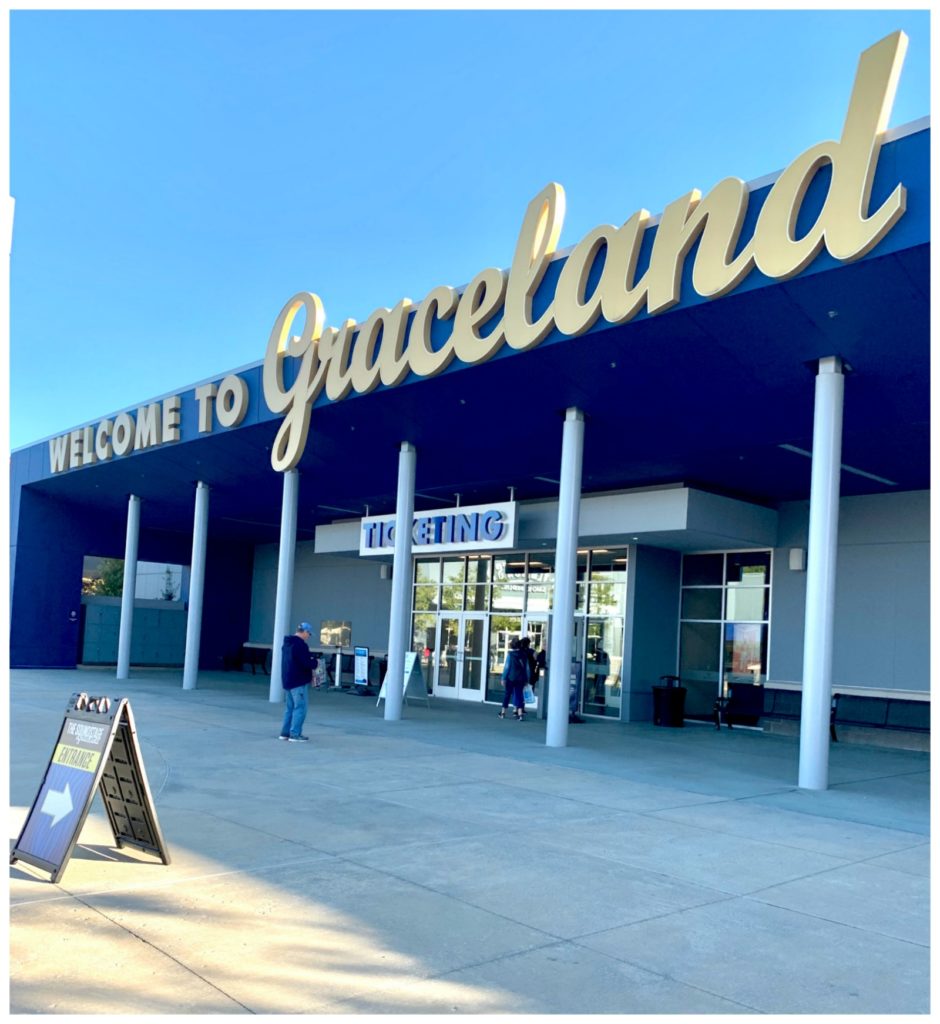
[8,8,931,449]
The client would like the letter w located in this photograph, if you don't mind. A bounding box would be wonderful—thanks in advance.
[49,435,70,473]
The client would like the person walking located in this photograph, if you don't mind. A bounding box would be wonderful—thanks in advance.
[279,622,318,742]
[519,635,538,713]
[520,636,537,684]
[499,637,529,720]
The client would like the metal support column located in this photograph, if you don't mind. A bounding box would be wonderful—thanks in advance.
[385,442,416,721]
[182,482,209,691]
[798,356,845,791]
[546,408,584,747]
[269,469,299,703]
[116,494,141,680]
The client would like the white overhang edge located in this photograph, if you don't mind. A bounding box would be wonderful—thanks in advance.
[314,487,778,556]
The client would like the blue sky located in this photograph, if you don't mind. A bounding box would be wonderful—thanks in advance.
[8,8,931,449]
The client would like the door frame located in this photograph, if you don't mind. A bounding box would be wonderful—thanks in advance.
[432,612,489,702]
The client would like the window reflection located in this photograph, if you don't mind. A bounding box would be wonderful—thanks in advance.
[412,548,629,713]
[678,550,772,721]
[583,618,623,719]
[415,559,441,584]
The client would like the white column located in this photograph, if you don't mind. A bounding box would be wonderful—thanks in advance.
[269,469,299,703]
[116,494,141,680]
[798,357,845,791]
[182,482,210,691]
[385,442,416,721]
[546,408,584,747]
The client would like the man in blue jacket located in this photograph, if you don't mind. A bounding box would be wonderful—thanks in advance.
[279,622,318,742]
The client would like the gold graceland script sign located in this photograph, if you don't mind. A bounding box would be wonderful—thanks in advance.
[264,32,909,473]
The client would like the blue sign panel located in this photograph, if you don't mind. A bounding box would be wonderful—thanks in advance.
[11,695,170,883]
[14,713,112,872]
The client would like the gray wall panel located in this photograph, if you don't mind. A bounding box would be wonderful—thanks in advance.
[624,545,681,721]
[770,490,929,693]
[250,541,393,651]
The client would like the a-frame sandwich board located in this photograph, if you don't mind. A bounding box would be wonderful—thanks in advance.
[11,693,170,883]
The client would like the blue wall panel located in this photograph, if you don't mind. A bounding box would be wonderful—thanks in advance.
[10,487,255,671]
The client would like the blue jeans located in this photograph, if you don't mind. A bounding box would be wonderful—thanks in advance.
[281,685,308,738]
[502,681,525,710]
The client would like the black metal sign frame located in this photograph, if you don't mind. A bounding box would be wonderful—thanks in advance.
[11,693,170,883]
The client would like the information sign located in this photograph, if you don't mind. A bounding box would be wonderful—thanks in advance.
[11,693,170,883]
[376,651,430,709]
[354,646,369,687]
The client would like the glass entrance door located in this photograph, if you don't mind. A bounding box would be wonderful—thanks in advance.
[522,614,549,713]
[433,613,488,701]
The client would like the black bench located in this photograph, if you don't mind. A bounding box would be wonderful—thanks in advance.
[755,689,928,741]
[713,683,765,729]
[759,688,838,740]
[830,693,929,739]
[237,645,271,675]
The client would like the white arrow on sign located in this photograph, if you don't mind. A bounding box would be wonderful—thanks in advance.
[40,783,73,827]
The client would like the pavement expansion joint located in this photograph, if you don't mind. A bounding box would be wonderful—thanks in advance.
[740,892,931,949]
[73,892,255,1013]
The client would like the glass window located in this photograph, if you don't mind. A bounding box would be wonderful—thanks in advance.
[523,552,554,612]
[415,559,441,584]
[466,556,491,585]
[492,556,525,611]
[583,618,623,719]
[726,551,771,587]
[681,588,723,620]
[440,583,464,611]
[677,549,772,722]
[442,558,466,584]
[438,558,468,610]
[726,587,768,622]
[413,585,439,613]
[679,621,722,680]
[679,621,723,718]
[590,549,628,582]
[682,553,724,586]
[465,555,491,611]
[723,623,768,685]
[412,613,437,691]
[588,582,625,616]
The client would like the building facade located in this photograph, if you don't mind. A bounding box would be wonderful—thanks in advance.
[9,33,930,787]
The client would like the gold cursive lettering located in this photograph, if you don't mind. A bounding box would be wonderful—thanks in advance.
[262,32,910,474]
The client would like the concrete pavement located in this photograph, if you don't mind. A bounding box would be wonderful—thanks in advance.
[8,668,930,1014]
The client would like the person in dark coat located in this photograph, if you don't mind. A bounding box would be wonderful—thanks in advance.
[499,638,529,720]
[279,621,318,742]
[520,636,538,686]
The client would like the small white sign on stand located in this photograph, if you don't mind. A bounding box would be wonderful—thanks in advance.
[354,646,369,688]
[376,651,430,709]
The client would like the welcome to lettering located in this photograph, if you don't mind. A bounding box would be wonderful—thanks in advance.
[261,31,907,472]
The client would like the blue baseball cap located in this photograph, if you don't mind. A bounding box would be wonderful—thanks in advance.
[298,622,313,633]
